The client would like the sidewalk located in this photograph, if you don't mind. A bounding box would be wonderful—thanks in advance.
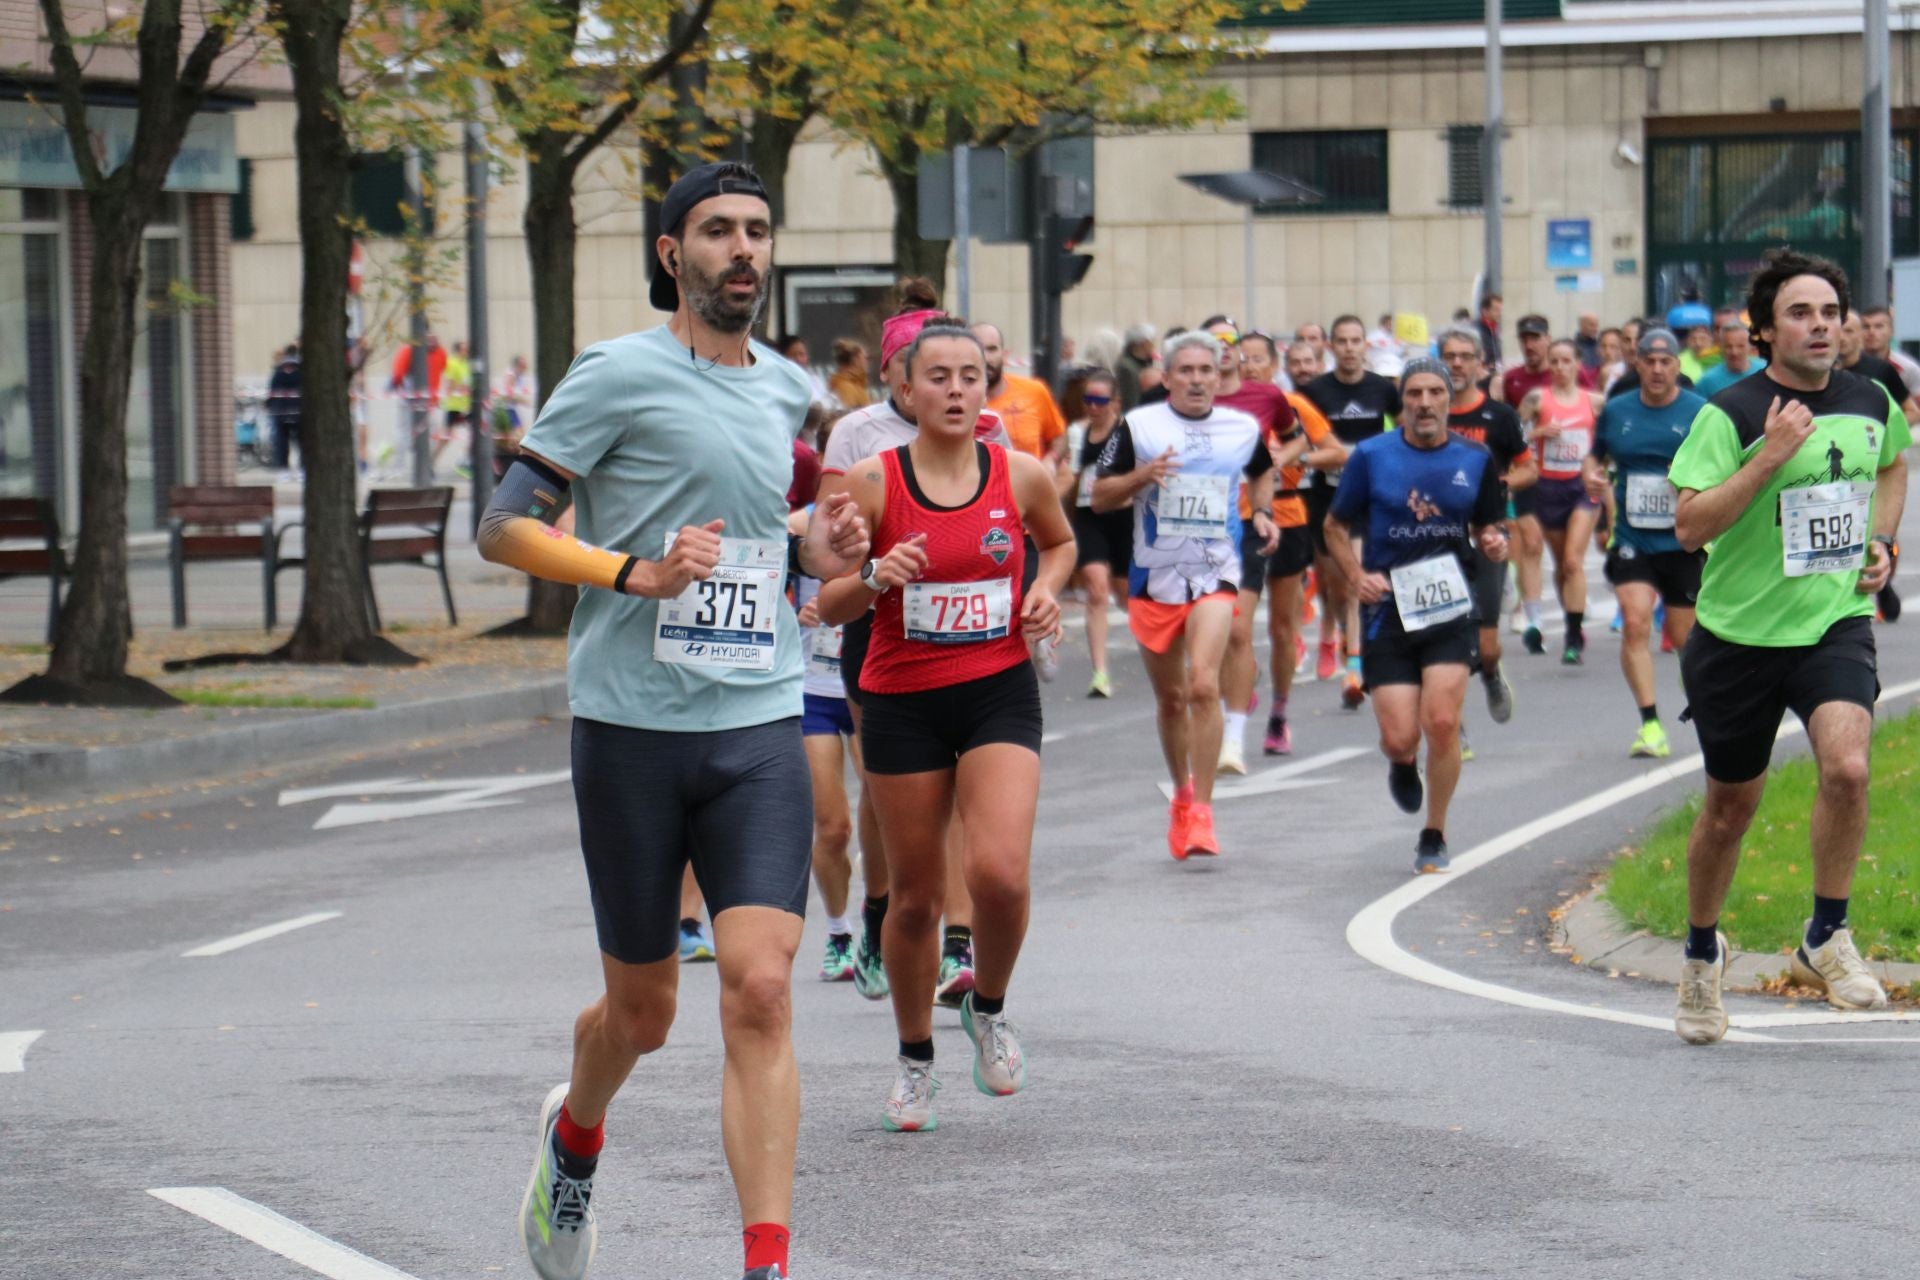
[1556,888,1920,995]
[1,486,572,810]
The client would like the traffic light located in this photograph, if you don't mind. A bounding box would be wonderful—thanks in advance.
[1047,213,1095,294]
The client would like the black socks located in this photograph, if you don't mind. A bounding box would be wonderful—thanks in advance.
[863,895,888,940]
[900,1037,934,1063]
[1639,704,1659,725]
[943,924,972,959]
[1685,923,1720,962]
[679,916,701,933]
[970,992,1004,1017]
[1567,611,1585,643]
[1806,896,1849,950]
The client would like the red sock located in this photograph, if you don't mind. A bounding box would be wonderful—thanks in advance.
[554,1103,603,1159]
[743,1222,790,1274]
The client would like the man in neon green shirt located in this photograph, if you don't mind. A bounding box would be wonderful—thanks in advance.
[1665,250,1909,1044]
[438,340,474,473]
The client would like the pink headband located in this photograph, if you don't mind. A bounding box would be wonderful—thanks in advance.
[881,309,942,372]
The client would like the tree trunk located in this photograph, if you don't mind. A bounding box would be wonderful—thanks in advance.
[518,140,580,635]
[275,0,416,665]
[29,197,164,702]
[748,108,810,229]
[883,149,951,286]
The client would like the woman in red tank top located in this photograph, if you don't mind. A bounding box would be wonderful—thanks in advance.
[1519,339,1608,663]
[816,326,1074,1132]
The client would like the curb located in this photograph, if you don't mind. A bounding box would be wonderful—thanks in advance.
[0,679,570,808]
[1557,890,1920,991]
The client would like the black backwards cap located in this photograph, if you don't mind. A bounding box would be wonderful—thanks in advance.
[649,162,772,312]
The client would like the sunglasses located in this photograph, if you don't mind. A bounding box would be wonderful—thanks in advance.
[1083,394,1114,406]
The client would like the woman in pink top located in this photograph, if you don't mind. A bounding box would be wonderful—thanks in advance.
[1519,340,1607,664]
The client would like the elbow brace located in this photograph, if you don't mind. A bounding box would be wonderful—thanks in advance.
[478,457,638,594]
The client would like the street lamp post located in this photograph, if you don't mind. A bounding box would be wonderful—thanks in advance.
[1176,171,1323,331]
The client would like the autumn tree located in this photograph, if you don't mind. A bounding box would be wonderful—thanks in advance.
[2,0,260,707]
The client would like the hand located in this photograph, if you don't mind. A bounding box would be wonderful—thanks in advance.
[1143,447,1182,487]
[804,491,871,579]
[797,598,822,628]
[634,519,724,597]
[1253,511,1280,556]
[1478,525,1511,564]
[871,534,929,590]
[1760,396,1816,465]
[1355,571,1391,604]
[1858,539,1895,594]
[1533,420,1561,440]
[1021,585,1062,643]
[1582,470,1609,505]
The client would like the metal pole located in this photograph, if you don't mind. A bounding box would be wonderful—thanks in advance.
[465,110,492,533]
[1482,0,1504,304]
[1244,204,1257,330]
[954,146,972,318]
[1862,0,1892,309]
[405,146,432,488]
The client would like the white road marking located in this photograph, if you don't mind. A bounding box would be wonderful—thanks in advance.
[1347,677,1920,1041]
[280,770,571,829]
[182,911,343,958]
[1156,747,1366,801]
[0,1030,44,1072]
[149,1187,419,1279]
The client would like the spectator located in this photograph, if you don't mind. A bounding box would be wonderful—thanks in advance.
[1574,311,1602,370]
[390,331,447,466]
[788,403,827,510]
[827,338,872,409]
[488,354,533,481]
[973,320,1068,461]
[1365,311,1405,378]
[439,339,473,472]
[1597,326,1628,395]
[266,342,302,474]
[777,330,832,405]
[1116,322,1158,410]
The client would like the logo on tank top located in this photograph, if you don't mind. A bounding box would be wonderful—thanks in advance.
[981,526,1013,564]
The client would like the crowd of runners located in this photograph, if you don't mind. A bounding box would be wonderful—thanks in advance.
[474,162,1911,1280]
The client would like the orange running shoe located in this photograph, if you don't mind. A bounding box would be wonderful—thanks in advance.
[1184,804,1220,857]
[1316,637,1338,681]
[1167,778,1195,860]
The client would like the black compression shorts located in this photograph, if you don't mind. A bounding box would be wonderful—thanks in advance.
[1267,524,1313,580]
[571,716,812,964]
[1604,545,1704,608]
[858,662,1043,774]
[1680,617,1879,783]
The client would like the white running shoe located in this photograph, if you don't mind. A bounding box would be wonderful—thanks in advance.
[1217,735,1247,776]
[1790,925,1889,1010]
[962,993,1027,1097]
[519,1084,597,1280]
[883,1056,940,1132]
[1674,933,1729,1045]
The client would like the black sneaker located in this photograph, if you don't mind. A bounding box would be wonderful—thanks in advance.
[1522,625,1545,655]
[1387,761,1424,814]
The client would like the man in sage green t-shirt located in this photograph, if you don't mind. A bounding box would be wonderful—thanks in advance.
[1664,249,1909,1046]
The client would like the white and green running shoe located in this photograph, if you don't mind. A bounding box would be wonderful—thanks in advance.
[1630,720,1671,759]
[961,993,1026,1097]
[820,933,854,982]
[883,1056,940,1132]
[934,948,974,1009]
[520,1084,596,1280]
[853,929,889,1000]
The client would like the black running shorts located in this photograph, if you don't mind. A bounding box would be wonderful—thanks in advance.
[571,716,812,964]
[1360,608,1477,690]
[859,661,1043,775]
[1266,524,1314,580]
[1680,617,1879,783]
[1603,544,1704,609]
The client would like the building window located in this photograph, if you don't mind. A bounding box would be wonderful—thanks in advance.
[1251,130,1388,215]
[1447,125,1483,209]
[351,151,430,237]
[231,157,254,241]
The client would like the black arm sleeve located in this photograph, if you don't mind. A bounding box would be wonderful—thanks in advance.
[1471,453,1507,526]
[1096,421,1136,475]
[1243,436,1274,479]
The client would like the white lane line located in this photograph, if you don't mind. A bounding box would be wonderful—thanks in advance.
[149,1187,419,1279]
[1346,676,1920,1041]
[182,911,343,958]
[0,1030,44,1072]
[1156,747,1366,801]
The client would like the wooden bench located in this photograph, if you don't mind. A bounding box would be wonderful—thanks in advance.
[0,497,68,644]
[167,484,278,630]
[274,486,457,631]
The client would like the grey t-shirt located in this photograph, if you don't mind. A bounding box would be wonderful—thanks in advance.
[518,326,813,733]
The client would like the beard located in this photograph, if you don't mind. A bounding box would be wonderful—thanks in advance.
[985,360,1005,385]
[682,255,768,334]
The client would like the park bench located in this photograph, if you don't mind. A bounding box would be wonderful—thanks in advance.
[273,486,457,632]
[167,484,278,629]
[0,497,68,644]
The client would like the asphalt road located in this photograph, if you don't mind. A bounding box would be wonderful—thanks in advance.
[9,553,1920,1278]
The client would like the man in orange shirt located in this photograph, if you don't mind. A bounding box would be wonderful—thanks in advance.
[973,322,1068,463]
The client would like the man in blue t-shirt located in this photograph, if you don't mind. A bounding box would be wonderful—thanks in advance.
[1692,314,1767,398]
[1584,328,1708,761]
[1326,357,1508,874]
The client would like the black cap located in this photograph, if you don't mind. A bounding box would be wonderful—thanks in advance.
[649,162,771,313]
[1517,314,1550,337]
[1637,327,1681,358]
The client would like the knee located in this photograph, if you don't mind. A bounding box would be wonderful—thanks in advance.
[603,993,676,1057]
[1820,751,1871,800]
[1421,706,1460,742]
[1700,793,1759,841]
[720,963,793,1041]
[967,856,1029,916]
[1187,670,1221,706]
[815,814,853,853]
[1086,578,1110,608]
[1379,723,1420,761]
[1622,616,1652,645]
[1224,627,1250,657]
[886,879,944,933]
[1155,685,1189,720]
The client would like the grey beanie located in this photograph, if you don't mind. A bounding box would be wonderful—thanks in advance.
[1400,355,1450,391]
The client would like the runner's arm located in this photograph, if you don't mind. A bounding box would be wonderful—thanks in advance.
[1011,451,1077,600]
[1089,421,1146,512]
[814,460,894,627]
[1861,454,1909,593]
[1674,399,1814,552]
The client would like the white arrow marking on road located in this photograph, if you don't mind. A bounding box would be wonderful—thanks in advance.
[1156,747,1366,801]
[1347,675,1920,1042]
[182,911,343,958]
[150,1187,419,1280]
[279,770,571,829]
[0,1030,44,1073]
